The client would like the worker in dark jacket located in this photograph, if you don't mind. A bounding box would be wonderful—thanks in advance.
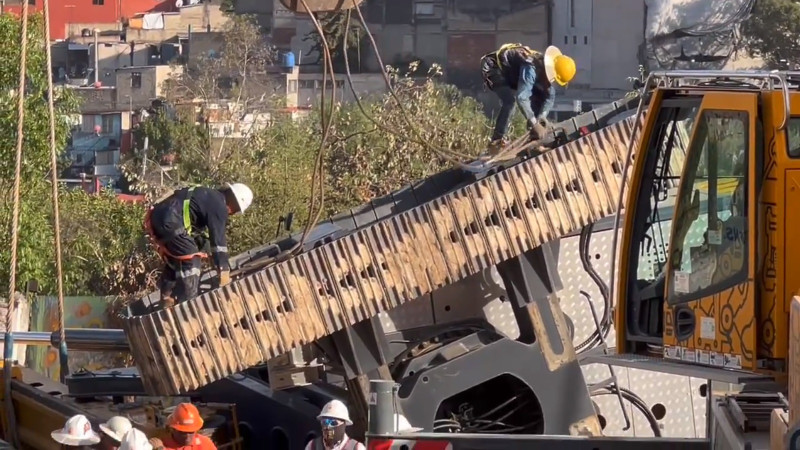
[144,183,254,309]
[481,44,576,152]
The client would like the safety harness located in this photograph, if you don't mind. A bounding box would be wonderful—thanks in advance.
[144,186,209,262]
[481,43,540,89]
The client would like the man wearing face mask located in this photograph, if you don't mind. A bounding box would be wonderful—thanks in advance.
[147,403,216,450]
[51,414,102,449]
[304,400,365,450]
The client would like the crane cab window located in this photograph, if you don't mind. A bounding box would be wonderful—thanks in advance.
[786,117,800,158]
[666,110,748,304]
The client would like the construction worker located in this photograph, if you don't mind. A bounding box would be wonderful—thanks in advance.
[119,429,153,450]
[305,400,365,450]
[144,183,254,309]
[98,416,133,450]
[481,44,576,151]
[147,402,216,450]
[51,414,102,448]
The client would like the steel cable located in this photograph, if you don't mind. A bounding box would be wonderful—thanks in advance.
[42,0,69,383]
[4,0,31,445]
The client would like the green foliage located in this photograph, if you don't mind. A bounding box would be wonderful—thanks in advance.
[130,61,491,258]
[0,13,80,295]
[324,62,489,211]
[58,189,155,296]
[741,0,800,67]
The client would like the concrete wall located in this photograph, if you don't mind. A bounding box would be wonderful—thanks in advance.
[591,0,646,90]
[286,72,386,108]
[115,65,183,105]
[124,3,231,42]
[549,0,645,111]
[90,43,151,87]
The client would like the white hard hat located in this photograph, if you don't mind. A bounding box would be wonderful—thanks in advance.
[51,414,102,446]
[227,182,253,214]
[393,413,423,433]
[119,428,153,450]
[99,416,133,442]
[317,399,352,426]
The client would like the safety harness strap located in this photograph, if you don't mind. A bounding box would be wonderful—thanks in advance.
[491,43,539,66]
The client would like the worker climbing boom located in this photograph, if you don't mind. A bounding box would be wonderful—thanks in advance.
[121,103,640,395]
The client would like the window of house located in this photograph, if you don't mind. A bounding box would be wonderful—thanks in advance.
[287,79,298,93]
[299,80,315,89]
[92,0,104,5]
[415,2,434,15]
[101,114,116,135]
[131,72,142,89]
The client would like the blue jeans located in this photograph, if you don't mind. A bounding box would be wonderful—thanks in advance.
[491,65,555,141]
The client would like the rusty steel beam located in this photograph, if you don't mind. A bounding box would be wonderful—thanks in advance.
[120,113,641,395]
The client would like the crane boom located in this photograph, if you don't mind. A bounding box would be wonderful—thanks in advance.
[121,99,641,395]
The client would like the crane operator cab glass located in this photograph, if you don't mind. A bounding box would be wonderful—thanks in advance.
[618,89,760,372]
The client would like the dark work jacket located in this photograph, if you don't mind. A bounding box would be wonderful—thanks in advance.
[151,186,231,270]
[499,47,549,91]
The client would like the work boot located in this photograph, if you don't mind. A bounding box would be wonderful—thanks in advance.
[487,138,507,157]
[160,296,176,310]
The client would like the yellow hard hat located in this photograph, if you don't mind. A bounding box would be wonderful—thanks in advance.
[544,46,576,86]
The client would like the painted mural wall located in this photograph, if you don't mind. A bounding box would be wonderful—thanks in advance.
[25,296,126,381]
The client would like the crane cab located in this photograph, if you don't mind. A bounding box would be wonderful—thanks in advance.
[615,71,800,379]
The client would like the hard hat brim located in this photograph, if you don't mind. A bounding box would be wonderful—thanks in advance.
[543,45,565,85]
[51,429,102,446]
[99,423,126,442]
[170,420,204,433]
[226,182,251,214]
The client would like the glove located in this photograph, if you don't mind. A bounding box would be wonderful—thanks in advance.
[219,270,231,287]
[529,119,547,141]
[149,438,164,450]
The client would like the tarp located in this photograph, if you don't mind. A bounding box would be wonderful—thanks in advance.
[645,0,757,70]
[142,13,165,30]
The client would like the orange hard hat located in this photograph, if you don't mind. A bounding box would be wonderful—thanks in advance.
[167,403,204,433]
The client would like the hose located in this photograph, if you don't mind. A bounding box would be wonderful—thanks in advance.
[575,223,612,353]
[591,385,661,437]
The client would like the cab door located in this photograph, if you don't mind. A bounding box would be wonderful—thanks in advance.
[662,92,759,371]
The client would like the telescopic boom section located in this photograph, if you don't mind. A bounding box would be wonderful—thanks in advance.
[121,108,641,395]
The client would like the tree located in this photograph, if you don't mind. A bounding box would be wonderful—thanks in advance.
[303,10,366,71]
[0,13,80,294]
[740,0,800,67]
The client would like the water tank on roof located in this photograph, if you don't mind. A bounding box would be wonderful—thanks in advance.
[282,51,295,72]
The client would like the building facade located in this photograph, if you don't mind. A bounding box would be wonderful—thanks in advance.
[4,0,175,40]
[548,0,646,115]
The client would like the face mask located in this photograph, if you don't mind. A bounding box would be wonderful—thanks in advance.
[321,424,346,447]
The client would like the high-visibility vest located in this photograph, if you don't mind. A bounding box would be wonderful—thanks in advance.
[182,186,195,234]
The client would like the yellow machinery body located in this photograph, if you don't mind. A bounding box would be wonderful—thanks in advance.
[615,73,800,378]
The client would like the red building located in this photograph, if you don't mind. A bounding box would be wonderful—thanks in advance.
[5,0,175,40]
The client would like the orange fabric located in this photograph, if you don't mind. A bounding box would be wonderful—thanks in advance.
[161,434,217,450]
[168,403,205,433]
[144,209,208,262]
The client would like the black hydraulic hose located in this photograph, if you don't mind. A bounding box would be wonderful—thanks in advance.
[591,386,661,437]
[575,223,613,352]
